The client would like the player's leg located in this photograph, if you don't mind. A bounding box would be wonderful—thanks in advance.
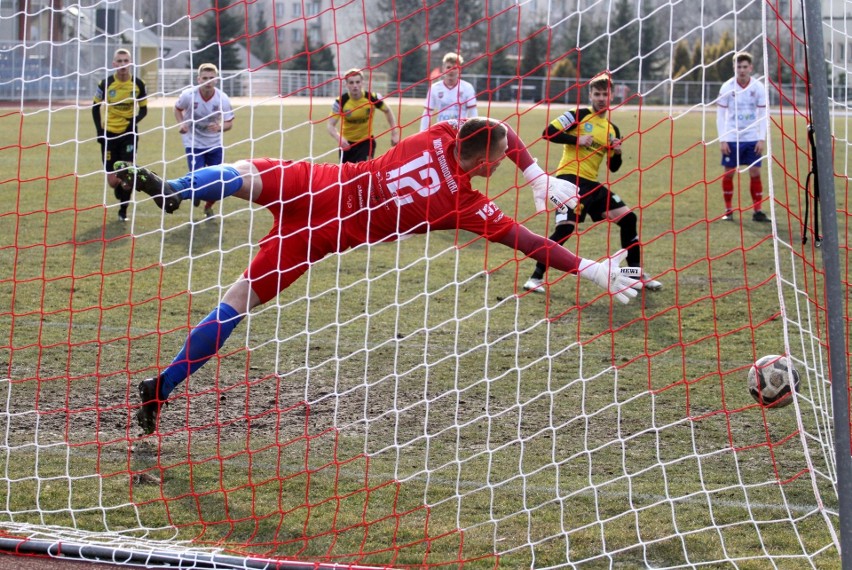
[202,147,225,217]
[721,168,736,220]
[136,277,259,434]
[108,135,134,221]
[606,197,663,292]
[720,144,737,220]
[524,175,588,294]
[749,165,768,221]
[114,159,258,213]
[524,220,575,294]
[744,143,769,222]
[136,160,304,432]
[186,149,204,207]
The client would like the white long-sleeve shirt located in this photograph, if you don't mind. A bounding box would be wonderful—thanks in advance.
[716,76,767,143]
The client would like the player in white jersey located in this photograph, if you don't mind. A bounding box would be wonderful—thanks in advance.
[419,52,478,131]
[715,51,769,223]
[174,63,235,217]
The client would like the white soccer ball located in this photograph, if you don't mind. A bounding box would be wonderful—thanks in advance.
[747,354,800,407]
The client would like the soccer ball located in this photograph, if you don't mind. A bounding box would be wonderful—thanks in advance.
[747,354,800,407]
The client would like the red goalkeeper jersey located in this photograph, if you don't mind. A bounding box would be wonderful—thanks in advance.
[338,120,514,244]
[247,121,517,303]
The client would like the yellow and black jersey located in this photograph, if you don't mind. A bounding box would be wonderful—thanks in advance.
[330,92,388,143]
[545,107,621,181]
[93,75,148,134]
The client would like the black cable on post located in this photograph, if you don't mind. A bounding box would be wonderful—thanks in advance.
[799,4,821,246]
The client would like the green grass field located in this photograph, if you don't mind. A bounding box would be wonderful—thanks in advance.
[0,100,846,568]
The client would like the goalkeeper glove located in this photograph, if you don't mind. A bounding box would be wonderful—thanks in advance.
[578,249,639,305]
[523,162,579,213]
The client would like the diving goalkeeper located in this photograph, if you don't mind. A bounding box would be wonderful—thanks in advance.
[115,117,638,434]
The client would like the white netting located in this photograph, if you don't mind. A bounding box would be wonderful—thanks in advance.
[0,0,848,568]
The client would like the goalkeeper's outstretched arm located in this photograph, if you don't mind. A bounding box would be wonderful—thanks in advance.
[495,224,638,305]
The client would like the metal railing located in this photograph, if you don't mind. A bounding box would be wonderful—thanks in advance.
[1,41,803,107]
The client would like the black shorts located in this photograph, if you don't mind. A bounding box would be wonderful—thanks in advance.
[341,137,376,163]
[99,131,137,172]
[556,174,627,224]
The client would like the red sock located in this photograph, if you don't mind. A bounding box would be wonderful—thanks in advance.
[750,177,763,211]
[205,200,216,210]
[722,176,734,212]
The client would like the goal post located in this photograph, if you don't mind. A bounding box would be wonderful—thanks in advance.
[0,0,850,568]
[802,0,852,561]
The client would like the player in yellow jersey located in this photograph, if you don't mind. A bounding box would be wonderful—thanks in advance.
[92,48,148,222]
[327,68,399,163]
[524,72,663,294]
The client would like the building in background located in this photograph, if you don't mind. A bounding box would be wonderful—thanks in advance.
[1,0,849,100]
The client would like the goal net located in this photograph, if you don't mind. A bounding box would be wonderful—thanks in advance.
[0,0,849,567]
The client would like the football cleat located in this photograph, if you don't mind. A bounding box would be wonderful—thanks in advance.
[620,267,663,292]
[136,377,163,435]
[752,211,770,223]
[114,161,182,213]
[523,277,545,294]
[721,211,736,221]
[641,273,663,291]
[204,206,215,218]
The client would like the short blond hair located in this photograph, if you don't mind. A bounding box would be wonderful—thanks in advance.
[442,52,464,66]
[198,63,219,75]
[343,68,363,80]
[733,51,753,65]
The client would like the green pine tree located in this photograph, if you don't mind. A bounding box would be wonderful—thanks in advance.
[371,0,483,89]
[519,26,550,77]
[607,0,665,80]
[672,40,693,79]
[193,0,245,73]
[575,16,608,79]
[609,0,639,79]
[285,42,336,71]
[488,46,518,77]
[713,31,736,82]
[249,9,275,65]
[691,40,706,81]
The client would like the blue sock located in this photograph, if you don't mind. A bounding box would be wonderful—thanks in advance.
[160,302,244,398]
[168,165,243,202]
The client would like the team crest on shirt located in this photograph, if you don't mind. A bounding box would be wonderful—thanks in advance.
[109,89,116,98]
[584,123,593,132]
